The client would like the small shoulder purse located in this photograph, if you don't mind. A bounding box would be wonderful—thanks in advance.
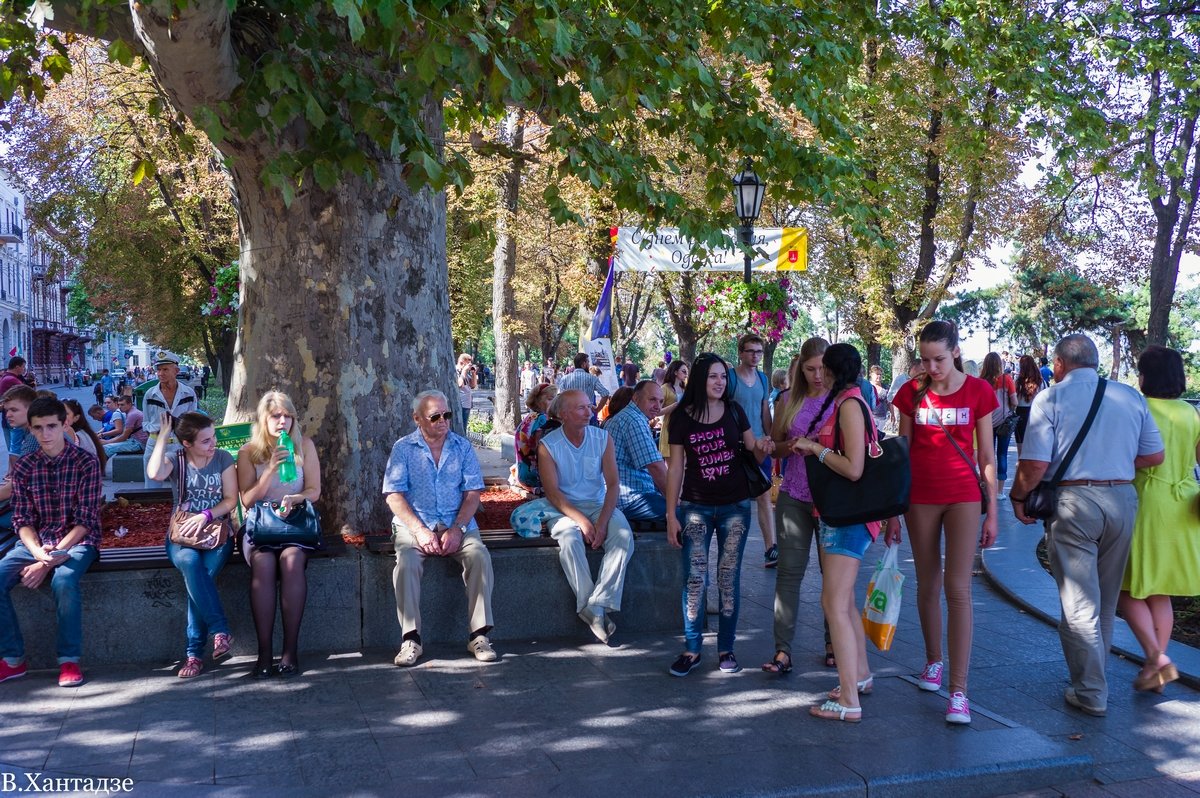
[167,449,230,550]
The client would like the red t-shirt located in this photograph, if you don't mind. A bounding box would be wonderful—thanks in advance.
[892,375,998,505]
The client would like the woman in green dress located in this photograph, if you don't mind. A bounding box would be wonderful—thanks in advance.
[1120,345,1200,692]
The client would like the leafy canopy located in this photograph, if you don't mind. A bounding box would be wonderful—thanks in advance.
[1,0,873,246]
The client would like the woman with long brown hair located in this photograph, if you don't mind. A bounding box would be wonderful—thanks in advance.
[1014,355,1044,458]
[979,352,1017,497]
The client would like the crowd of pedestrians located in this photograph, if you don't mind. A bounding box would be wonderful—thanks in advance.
[501,324,1195,723]
[0,330,1195,736]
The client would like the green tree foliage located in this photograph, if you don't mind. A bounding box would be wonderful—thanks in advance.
[1032,2,1200,347]
[939,287,1010,351]
[0,43,239,387]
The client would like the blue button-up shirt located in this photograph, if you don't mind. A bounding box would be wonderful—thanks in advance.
[604,404,663,505]
[381,430,484,530]
[1022,368,1162,481]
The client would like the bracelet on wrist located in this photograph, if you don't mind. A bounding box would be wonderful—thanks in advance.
[201,508,214,523]
[818,447,833,464]
[1009,495,1026,503]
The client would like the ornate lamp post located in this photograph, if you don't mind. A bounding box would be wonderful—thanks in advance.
[732,158,766,286]
[732,159,766,328]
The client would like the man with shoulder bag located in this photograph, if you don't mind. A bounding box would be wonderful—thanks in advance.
[1010,335,1163,717]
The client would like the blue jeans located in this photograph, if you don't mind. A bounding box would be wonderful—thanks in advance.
[167,537,233,658]
[678,500,751,654]
[621,490,666,520]
[993,432,1012,482]
[0,542,99,664]
[461,408,471,429]
[103,438,144,458]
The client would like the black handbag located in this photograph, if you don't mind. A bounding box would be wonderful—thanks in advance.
[730,403,772,499]
[245,500,323,547]
[805,397,911,526]
[1024,379,1106,520]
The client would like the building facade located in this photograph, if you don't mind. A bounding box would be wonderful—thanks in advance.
[1,170,93,385]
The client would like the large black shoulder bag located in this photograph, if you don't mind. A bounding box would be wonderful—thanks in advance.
[1024,379,1106,520]
[245,500,323,547]
[729,403,772,499]
[806,398,911,526]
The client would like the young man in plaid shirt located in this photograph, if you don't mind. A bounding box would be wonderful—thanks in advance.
[0,396,103,688]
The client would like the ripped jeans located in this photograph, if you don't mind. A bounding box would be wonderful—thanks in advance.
[678,500,751,655]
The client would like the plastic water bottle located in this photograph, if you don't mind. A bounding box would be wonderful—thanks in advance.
[278,430,297,483]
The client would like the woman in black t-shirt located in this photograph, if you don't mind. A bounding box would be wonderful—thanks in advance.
[665,352,775,677]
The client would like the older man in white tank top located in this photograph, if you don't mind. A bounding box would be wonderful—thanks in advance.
[538,390,635,644]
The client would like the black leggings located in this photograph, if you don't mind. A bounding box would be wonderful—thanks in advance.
[1014,406,1031,444]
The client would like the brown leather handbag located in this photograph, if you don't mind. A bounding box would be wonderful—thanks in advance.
[167,450,230,550]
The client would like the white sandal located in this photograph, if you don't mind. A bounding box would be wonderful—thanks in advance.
[828,675,874,700]
[810,699,862,722]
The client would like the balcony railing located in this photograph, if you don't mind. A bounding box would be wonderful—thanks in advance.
[0,221,22,244]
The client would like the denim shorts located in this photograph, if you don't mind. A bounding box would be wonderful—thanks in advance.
[818,520,873,560]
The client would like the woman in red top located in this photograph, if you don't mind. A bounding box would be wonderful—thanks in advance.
[891,320,999,725]
[979,352,1017,497]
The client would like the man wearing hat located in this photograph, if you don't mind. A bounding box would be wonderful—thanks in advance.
[141,351,200,488]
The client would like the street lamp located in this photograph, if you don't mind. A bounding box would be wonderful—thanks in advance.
[732,158,766,287]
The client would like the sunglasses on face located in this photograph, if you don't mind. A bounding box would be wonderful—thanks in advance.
[426,411,454,423]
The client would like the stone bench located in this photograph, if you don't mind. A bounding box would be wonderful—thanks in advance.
[110,453,145,483]
[12,531,682,668]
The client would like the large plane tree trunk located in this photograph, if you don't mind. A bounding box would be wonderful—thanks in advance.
[226,99,452,535]
[44,3,458,535]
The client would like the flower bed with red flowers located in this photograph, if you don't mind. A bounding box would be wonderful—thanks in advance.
[100,499,173,548]
[100,486,534,550]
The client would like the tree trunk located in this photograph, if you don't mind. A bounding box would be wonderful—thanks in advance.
[866,341,882,369]
[490,110,525,436]
[1110,323,1122,380]
[226,99,451,535]
[201,325,236,395]
[660,272,707,364]
[763,338,778,377]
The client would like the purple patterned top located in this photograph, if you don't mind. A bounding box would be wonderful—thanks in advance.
[779,390,833,503]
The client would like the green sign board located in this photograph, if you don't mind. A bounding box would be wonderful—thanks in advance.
[214,422,252,453]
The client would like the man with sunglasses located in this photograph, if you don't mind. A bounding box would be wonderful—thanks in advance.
[383,390,497,668]
[142,351,198,488]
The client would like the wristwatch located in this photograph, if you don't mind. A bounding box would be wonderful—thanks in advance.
[456,524,468,534]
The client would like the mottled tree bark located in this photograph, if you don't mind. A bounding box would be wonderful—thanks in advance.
[490,110,525,436]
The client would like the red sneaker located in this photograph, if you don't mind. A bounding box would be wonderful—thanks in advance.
[58,662,84,687]
[0,660,27,683]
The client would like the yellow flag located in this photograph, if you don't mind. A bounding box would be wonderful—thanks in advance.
[776,228,808,271]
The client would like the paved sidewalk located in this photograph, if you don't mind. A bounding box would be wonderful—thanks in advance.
[2,444,1197,796]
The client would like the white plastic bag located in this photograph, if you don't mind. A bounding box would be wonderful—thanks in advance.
[861,543,904,651]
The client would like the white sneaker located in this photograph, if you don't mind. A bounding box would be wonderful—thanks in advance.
[467,636,499,663]
[394,639,423,667]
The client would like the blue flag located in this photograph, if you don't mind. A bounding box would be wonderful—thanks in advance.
[590,257,614,340]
